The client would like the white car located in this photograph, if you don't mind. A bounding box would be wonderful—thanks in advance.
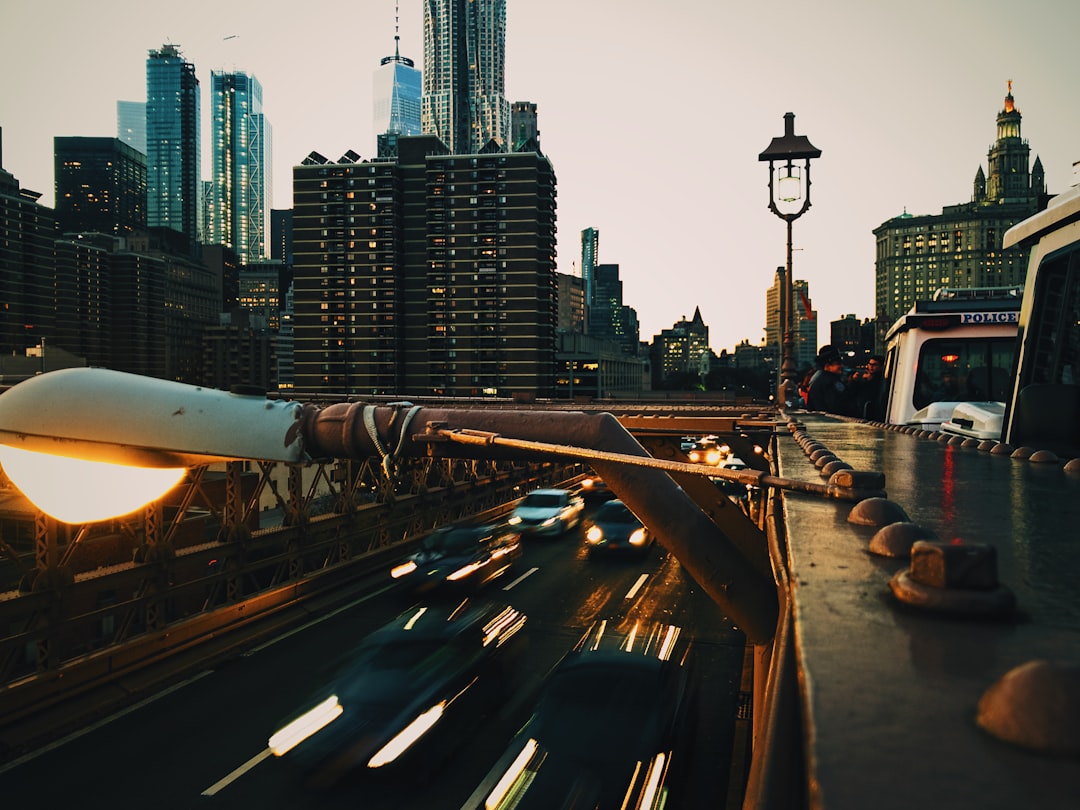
[508,488,584,537]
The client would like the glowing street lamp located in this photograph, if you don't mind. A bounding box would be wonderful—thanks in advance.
[759,112,821,408]
[0,367,307,523]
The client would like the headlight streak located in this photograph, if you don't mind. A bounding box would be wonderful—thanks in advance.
[366,701,447,768]
[586,525,604,543]
[639,752,670,810]
[484,738,542,810]
[507,515,522,526]
[448,560,484,581]
[591,619,608,650]
[483,606,526,646]
[629,528,647,546]
[391,560,418,579]
[268,695,343,756]
[656,626,680,662]
[622,621,641,652]
[403,606,427,630]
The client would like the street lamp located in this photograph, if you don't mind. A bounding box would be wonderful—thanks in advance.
[0,367,307,523]
[759,112,821,408]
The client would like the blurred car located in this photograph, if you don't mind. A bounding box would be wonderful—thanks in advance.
[468,621,695,810]
[687,439,727,466]
[508,488,584,537]
[583,499,654,557]
[389,521,522,595]
[713,457,755,501]
[578,475,614,501]
[268,599,527,787]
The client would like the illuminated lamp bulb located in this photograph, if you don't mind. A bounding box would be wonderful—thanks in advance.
[777,166,803,203]
[0,445,186,524]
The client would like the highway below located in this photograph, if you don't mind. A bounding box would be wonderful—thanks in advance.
[0,502,748,808]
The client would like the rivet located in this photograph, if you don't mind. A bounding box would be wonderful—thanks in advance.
[976,660,1080,757]
[848,496,909,528]
[868,521,939,558]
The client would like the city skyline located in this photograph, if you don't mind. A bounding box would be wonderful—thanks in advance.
[2,0,1078,352]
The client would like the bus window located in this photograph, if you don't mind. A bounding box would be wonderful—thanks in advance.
[1018,249,1080,388]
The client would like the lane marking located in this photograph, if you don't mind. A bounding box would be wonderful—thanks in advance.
[502,567,539,591]
[624,574,649,600]
[0,670,214,774]
[201,748,273,796]
[243,582,397,655]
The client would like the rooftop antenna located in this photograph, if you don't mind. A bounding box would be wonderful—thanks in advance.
[394,0,401,59]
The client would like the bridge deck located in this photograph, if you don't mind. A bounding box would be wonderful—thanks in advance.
[777,414,1080,809]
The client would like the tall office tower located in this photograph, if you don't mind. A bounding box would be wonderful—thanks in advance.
[146,44,201,250]
[422,0,508,154]
[873,82,1048,347]
[589,263,640,355]
[210,70,271,264]
[765,268,816,373]
[117,101,147,154]
[270,209,293,263]
[54,136,147,237]
[510,101,539,152]
[0,135,57,357]
[374,7,422,158]
[580,226,598,308]
[292,135,557,397]
[556,272,585,333]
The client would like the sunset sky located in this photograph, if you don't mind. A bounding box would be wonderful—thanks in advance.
[2,0,1078,351]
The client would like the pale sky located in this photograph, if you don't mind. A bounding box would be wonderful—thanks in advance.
[2,0,1078,352]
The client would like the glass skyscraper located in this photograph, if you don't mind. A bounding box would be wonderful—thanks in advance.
[374,36,421,157]
[116,100,147,154]
[422,0,508,154]
[146,44,201,249]
[210,70,271,264]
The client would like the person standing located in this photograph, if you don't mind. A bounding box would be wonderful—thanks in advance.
[850,355,885,419]
[807,345,855,415]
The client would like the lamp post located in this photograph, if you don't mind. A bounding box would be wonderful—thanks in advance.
[759,112,821,408]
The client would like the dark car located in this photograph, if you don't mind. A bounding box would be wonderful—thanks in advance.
[389,521,522,594]
[583,499,655,557]
[578,475,614,502]
[467,621,695,810]
[268,599,527,786]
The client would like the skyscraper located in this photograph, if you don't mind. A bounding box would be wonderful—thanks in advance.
[374,8,421,158]
[117,100,147,154]
[292,135,557,397]
[422,0,508,154]
[580,226,599,306]
[54,136,147,237]
[210,70,271,264]
[146,44,201,250]
[510,101,539,152]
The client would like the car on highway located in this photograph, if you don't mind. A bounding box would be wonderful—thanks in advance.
[687,438,728,466]
[268,599,527,787]
[468,620,695,810]
[577,474,614,501]
[713,457,756,501]
[507,488,584,537]
[583,499,655,557]
[389,521,522,595]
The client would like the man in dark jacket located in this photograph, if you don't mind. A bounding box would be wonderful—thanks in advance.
[807,345,855,415]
